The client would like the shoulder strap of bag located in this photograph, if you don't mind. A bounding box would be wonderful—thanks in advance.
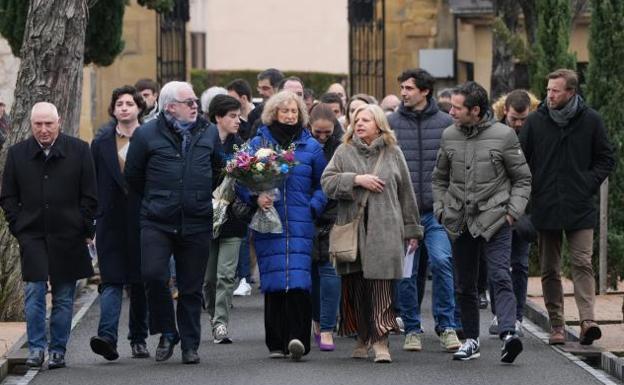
[355,147,385,220]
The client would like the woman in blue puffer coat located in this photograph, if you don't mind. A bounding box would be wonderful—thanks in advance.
[237,90,327,361]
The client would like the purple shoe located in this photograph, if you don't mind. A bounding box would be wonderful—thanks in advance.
[319,341,336,351]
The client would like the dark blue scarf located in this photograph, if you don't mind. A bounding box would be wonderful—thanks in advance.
[165,112,195,157]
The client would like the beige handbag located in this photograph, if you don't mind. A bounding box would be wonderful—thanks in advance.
[329,148,385,263]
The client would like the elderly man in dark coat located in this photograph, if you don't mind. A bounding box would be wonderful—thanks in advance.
[0,102,98,370]
[125,81,224,364]
[89,85,153,361]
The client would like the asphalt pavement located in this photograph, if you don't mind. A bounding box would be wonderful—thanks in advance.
[27,284,607,385]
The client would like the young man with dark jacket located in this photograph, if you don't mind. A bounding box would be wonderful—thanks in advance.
[432,81,531,363]
[203,95,247,344]
[89,86,152,361]
[125,81,224,364]
[520,69,615,346]
[388,68,460,353]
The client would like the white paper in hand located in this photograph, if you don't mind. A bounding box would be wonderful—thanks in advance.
[403,247,415,278]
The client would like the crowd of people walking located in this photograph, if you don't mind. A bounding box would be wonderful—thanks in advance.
[0,65,614,369]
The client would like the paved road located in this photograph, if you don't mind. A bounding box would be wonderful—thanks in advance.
[28,284,605,385]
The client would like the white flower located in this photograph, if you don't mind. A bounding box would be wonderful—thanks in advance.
[255,148,275,159]
[255,163,265,171]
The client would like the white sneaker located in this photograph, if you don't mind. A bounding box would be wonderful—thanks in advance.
[395,317,405,334]
[213,324,232,344]
[453,338,480,361]
[233,278,252,296]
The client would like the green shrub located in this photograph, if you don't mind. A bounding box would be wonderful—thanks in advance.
[190,69,347,100]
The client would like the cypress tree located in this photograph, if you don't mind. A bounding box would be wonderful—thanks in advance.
[84,0,125,66]
[585,0,624,286]
[530,0,577,98]
[0,0,27,56]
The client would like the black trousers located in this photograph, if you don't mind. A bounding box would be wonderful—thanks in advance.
[141,227,211,351]
[127,283,149,343]
[453,223,516,340]
[264,289,311,355]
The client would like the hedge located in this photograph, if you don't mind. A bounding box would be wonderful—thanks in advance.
[190,69,348,100]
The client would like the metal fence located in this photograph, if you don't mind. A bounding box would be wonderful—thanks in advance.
[348,0,385,101]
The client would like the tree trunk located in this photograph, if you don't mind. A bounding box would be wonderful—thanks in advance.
[0,0,88,321]
[490,0,519,100]
[518,0,537,47]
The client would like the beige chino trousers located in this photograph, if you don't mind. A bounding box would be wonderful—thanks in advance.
[538,229,595,327]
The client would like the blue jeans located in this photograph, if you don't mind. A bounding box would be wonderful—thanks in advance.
[311,259,341,332]
[24,281,76,354]
[490,231,530,321]
[397,212,455,333]
[98,283,148,346]
[236,231,251,281]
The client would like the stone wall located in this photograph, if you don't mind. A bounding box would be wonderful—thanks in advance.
[384,0,455,96]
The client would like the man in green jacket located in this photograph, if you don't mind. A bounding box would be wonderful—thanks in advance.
[432,81,531,363]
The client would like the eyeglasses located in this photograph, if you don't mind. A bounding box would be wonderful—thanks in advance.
[174,98,199,108]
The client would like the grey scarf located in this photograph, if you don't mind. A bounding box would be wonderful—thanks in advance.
[549,94,579,127]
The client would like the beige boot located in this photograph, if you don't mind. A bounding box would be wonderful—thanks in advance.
[351,337,369,359]
[372,336,391,363]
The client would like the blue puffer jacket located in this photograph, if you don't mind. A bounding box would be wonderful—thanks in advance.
[238,126,327,293]
[388,99,452,213]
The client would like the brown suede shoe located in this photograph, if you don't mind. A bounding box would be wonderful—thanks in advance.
[351,338,369,359]
[579,320,602,345]
[548,326,566,345]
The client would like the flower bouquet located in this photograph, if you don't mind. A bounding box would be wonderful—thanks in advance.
[212,175,236,238]
[225,143,297,233]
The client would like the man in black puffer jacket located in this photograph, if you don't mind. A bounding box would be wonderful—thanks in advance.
[388,68,460,353]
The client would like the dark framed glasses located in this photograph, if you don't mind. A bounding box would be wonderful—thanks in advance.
[175,98,199,108]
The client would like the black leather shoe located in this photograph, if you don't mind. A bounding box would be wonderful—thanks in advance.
[48,352,66,370]
[155,334,180,362]
[25,350,44,367]
[90,336,119,361]
[131,342,150,358]
[181,349,200,364]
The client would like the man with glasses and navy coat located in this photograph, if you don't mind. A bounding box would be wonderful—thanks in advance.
[125,81,225,364]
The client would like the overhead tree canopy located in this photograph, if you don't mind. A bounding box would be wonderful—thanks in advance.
[0,0,176,66]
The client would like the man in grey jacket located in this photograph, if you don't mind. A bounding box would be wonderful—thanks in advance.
[388,68,460,353]
[432,81,531,363]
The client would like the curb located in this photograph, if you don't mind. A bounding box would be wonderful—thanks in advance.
[524,297,623,382]
[0,278,97,383]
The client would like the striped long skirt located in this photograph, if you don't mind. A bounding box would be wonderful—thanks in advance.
[339,272,400,343]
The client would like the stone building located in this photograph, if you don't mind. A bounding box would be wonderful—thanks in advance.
[348,0,590,99]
